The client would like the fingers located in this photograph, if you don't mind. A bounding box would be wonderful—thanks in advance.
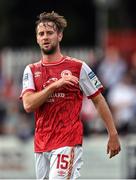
[107,135,121,159]
[63,75,79,86]
[109,150,119,159]
[55,75,79,88]
[107,146,109,154]
[110,150,120,158]
[64,75,78,83]
[108,147,121,159]
[64,81,75,86]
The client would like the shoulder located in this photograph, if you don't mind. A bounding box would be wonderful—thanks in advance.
[27,60,41,72]
[65,56,84,65]
[28,60,41,69]
[24,60,41,75]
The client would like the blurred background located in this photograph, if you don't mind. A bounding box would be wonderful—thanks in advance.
[0,0,136,179]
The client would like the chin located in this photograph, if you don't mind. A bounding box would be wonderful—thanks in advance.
[42,47,57,55]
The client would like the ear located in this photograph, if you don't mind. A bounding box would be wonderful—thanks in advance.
[58,32,63,42]
[36,35,40,45]
[36,38,39,44]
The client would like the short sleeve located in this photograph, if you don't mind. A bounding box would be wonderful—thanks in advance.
[79,62,104,99]
[20,65,35,98]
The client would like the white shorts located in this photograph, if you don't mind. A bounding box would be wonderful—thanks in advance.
[35,145,83,179]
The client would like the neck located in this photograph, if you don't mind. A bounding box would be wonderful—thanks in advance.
[42,48,63,63]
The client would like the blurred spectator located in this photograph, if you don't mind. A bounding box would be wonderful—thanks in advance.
[0,74,7,134]
[80,95,106,136]
[16,112,34,141]
[0,99,7,134]
[107,72,136,134]
[87,49,102,74]
[80,96,97,136]
[96,46,127,99]
[129,51,136,85]
[3,77,20,100]
[4,101,34,140]
[4,102,20,135]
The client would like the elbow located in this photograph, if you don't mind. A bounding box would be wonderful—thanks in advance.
[23,104,34,113]
[25,107,33,113]
[22,94,35,113]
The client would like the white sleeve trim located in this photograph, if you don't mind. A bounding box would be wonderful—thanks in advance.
[79,62,103,97]
[21,65,35,96]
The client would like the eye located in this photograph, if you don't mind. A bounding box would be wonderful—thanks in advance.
[38,31,44,36]
[47,31,54,35]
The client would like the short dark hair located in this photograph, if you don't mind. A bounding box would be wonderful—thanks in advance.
[35,11,67,33]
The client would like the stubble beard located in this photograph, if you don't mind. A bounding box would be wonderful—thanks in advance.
[41,44,58,55]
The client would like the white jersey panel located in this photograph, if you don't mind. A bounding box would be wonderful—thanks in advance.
[21,65,35,95]
[79,62,103,97]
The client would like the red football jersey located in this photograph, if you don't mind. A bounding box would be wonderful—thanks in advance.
[21,56,103,152]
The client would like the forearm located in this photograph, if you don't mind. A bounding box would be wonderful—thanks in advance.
[23,83,56,112]
[92,94,118,136]
[92,94,121,158]
[22,75,79,112]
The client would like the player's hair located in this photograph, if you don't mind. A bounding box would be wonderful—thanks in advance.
[35,11,67,33]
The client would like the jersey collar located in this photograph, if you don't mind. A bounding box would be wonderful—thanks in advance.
[41,56,66,66]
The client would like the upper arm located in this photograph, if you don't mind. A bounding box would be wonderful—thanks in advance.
[20,65,35,98]
[91,93,103,105]
[79,62,104,98]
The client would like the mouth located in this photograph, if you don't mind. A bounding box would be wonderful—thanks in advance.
[43,42,51,48]
[44,42,50,45]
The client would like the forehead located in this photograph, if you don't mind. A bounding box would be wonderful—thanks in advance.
[37,22,57,32]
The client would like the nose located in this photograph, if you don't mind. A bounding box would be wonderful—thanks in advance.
[43,33,49,40]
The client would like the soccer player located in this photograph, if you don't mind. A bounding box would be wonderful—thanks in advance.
[20,11,121,179]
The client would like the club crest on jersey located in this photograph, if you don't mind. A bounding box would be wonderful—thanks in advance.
[61,70,72,77]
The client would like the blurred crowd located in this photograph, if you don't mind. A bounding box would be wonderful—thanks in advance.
[81,46,136,137]
[0,46,136,140]
[0,67,34,140]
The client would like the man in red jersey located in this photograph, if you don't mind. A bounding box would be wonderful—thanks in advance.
[20,11,121,179]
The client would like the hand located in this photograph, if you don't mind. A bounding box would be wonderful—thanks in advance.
[107,133,121,159]
[53,75,79,88]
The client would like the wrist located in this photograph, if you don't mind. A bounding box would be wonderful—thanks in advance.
[49,83,58,91]
[42,83,56,94]
[108,130,118,137]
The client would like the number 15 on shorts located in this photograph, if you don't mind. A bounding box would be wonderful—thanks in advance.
[57,154,69,169]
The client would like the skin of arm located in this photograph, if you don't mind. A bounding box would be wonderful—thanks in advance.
[22,75,78,113]
[91,93,121,158]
